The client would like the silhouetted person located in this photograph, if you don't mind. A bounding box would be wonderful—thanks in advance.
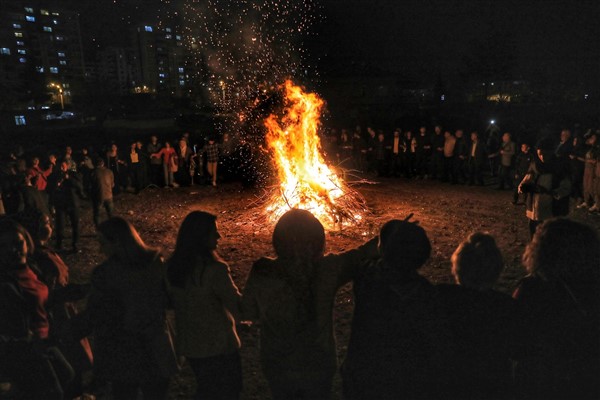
[518,139,571,238]
[242,209,377,400]
[15,209,92,398]
[167,211,242,400]
[513,218,600,400]
[85,217,178,400]
[437,232,515,399]
[47,161,84,251]
[468,131,486,185]
[90,158,114,227]
[0,218,73,399]
[343,217,450,400]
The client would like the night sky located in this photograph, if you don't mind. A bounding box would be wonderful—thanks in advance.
[50,0,600,89]
[312,0,600,87]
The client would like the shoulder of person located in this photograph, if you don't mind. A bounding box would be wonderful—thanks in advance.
[249,257,277,275]
[513,275,547,300]
[202,258,230,274]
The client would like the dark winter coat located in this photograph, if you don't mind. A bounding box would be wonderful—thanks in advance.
[86,254,177,382]
[47,170,84,210]
[436,284,515,400]
[343,265,451,400]
[512,276,600,400]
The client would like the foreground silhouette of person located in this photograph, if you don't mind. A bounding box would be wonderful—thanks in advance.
[242,209,378,400]
[84,217,177,399]
[15,209,93,399]
[437,232,515,399]
[512,218,600,400]
[167,211,243,400]
[342,217,451,400]
[0,218,74,399]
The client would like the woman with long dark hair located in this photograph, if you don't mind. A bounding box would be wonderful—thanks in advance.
[242,209,378,400]
[167,211,242,400]
[87,217,177,400]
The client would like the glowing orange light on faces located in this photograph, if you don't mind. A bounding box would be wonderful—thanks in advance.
[265,80,363,229]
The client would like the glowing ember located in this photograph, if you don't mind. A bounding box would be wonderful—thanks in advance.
[265,80,364,229]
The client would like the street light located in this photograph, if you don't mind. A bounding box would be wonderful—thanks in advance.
[48,82,64,110]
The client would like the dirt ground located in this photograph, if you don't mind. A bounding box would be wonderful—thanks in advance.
[61,175,600,400]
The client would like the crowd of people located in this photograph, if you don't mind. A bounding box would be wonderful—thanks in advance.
[0,207,598,400]
[323,125,600,212]
[2,124,600,242]
[0,132,260,251]
[0,123,599,400]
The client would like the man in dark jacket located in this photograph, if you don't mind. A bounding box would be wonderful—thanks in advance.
[512,143,533,204]
[48,161,84,251]
[91,158,114,228]
[468,131,486,185]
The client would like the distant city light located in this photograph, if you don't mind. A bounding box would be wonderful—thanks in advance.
[15,115,26,126]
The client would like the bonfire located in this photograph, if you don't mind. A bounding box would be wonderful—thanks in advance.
[265,80,366,230]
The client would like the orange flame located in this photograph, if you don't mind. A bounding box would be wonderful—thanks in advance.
[265,80,363,229]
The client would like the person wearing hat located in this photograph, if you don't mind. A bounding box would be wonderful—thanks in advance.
[518,138,571,238]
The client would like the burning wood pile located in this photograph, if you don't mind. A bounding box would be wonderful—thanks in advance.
[265,80,366,230]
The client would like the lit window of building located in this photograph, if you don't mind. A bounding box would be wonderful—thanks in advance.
[52,12,60,16]
[165,34,172,39]
[53,20,58,25]
[63,83,69,88]
[41,9,49,15]
[58,52,65,57]
[16,41,24,46]
[59,60,66,65]
[15,116,27,126]
[43,26,52,32]
[15,32,23,37]
[176,35,182,40]
[17,49,26,55]
[19,57,26,63]
[145,26,153,32]
[56,36,64,41]
[50,66,58,73]
[159,73,166,78]
[165,27,172,32]
[178,67,184,73]
[36,66,44,72]
[13,23,22,29]
[26,15,35,22]
[25,7,34,13]
[179,80,185,86]
[0,48,10,55]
